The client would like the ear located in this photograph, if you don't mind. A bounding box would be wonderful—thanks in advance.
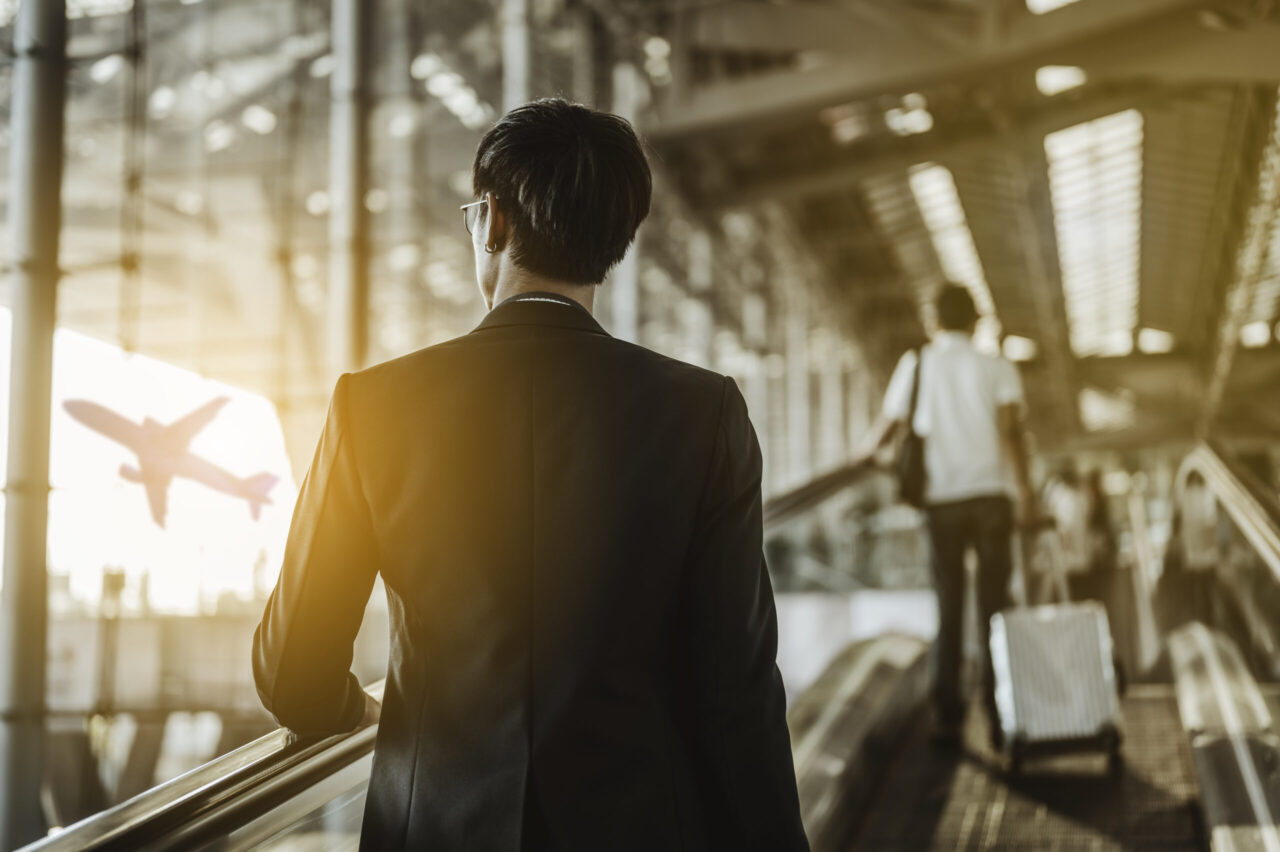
[485,191,509,251]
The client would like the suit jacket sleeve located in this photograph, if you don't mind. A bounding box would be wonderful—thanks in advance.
[684,377,809,849]
[252,373,379,737]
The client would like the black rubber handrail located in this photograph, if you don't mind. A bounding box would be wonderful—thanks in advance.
[762,458,881,531]
[1181,442,1280,583]
[19,681,384,852]
[1175,442,1280,677]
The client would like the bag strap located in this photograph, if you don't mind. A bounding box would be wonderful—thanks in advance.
[906,347,922,427]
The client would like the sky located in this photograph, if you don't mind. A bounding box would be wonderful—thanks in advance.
[0,308,299,613]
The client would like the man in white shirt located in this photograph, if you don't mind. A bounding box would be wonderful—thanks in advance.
[861,285,1036,747]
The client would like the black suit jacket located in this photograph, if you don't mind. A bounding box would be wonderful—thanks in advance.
[252,292,808,850]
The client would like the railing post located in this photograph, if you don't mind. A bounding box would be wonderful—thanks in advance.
[327,0,371,376]
[1,0,67,845]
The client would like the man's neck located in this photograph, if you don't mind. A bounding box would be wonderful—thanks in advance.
[490,263,595,314]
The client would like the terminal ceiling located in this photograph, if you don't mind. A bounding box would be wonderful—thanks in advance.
[2,0,1280,455]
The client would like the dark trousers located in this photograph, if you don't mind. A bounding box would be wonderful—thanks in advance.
[925,495,1014,727]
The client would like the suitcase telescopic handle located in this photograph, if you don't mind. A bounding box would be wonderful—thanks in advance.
[1014,522,1071,607]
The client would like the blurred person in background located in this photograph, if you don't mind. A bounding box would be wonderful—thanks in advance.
[860,284,1037,750]
[1177,469,1221,627]
[1045,465,1090,602]
[251,99,808,851]
[1044,466,1116,606]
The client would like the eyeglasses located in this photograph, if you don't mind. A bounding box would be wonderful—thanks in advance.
[460,199,488,235]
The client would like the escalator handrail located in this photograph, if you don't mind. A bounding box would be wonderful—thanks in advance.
[1182,442,1280,583]
[1205,438,1280,528]
[20,681,385,852]
[763,458,881,530]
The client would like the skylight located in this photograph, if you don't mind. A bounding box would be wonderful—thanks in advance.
[1036,66,1086,97]
[1137,327,1175,354]
[908,163,1001,351]
[1026,0,1080,13]
[1044,109,1143,357]
[1079,388,1135,432]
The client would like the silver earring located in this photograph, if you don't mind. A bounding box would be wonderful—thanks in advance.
[485,242,498,254]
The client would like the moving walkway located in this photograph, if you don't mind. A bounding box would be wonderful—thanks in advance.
[21,443,1280,851]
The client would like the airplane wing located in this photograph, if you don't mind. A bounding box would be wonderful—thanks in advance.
[142,472,172,528]
[165,396,231,451]
[63,400,145,449]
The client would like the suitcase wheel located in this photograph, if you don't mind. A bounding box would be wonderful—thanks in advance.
[1104,727,1124,775]
[1008,739,1027,776]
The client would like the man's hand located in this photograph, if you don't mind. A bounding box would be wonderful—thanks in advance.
[359,694,382,728]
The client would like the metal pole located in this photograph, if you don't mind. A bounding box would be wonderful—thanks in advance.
[327,0,370,376]
[502,0,531,112]
[609,62,642,342]
[2,0,67,846]
[785,281,811,487]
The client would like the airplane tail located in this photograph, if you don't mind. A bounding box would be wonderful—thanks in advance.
[244,472,278,521]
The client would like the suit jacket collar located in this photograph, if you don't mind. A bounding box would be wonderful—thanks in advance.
[472,291,609,337]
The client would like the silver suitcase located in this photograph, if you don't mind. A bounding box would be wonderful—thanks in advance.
[989,527,1123,771]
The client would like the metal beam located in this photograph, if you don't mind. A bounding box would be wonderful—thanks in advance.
[705,84,1184,209]
[502,0,531,111]
[649,0,1202,141]
[1,0,67,846]
[987,111,1080,435]
[1201,94,1280,434]
[327,0,371,375]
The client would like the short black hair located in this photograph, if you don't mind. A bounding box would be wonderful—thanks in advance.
[935,283,979,331]
[472,98,652,285]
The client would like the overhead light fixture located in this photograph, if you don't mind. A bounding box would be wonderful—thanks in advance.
[241,104,277,135]
[388,243,421,272]
[831,115,869,145]
[202,120,236,153]
[174,191,204,216]
[410,52,443,81]
[364,188,389,213]
[1036,66,1086,96]
[305,190,330,216]
[1026,0,1081,13]
[1045,109,1143,357]
[1079,387,1135,432]
[388,111,416,139]
[1241,320,1272,348]
[90,54,124,84]
[426,71,463,98]
[309,54,335,79]
[885,93,933,137]
[1002,335,1038,362]
[1137,327,1175,354]
[148,86,177,118]
[644,36,671,60]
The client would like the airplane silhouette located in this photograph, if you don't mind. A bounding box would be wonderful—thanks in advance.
[63,397,278,528]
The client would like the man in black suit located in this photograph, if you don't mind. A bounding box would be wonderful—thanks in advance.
[252,99,808,850]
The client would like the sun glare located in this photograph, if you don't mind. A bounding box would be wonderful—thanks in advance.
[0,308,297,613]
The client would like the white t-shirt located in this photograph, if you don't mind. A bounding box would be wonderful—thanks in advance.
[882,332,1026,505]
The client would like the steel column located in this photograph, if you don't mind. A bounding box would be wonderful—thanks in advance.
[327,0,371,376]
[784,282,811,487]
[608,62,643,343]
[501,0,531,112]
[1,0,67,846]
